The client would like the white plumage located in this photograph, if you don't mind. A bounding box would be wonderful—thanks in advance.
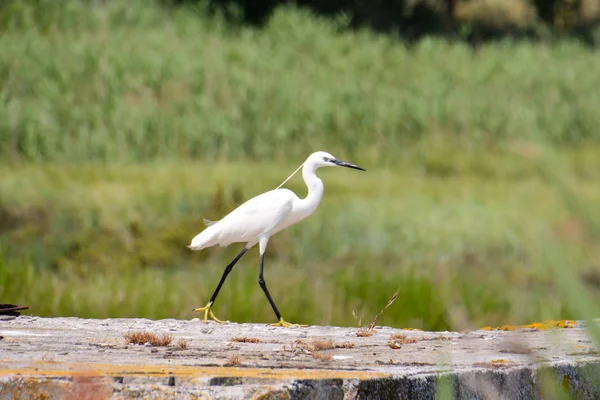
[189,150,365,327]
[189,188,295,251]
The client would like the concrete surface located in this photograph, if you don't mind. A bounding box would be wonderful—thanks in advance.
[1,316,599,399]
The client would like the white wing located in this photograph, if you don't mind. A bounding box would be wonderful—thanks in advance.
[210,188,296,246]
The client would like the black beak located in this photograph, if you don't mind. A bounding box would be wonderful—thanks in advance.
[334,159,366,171]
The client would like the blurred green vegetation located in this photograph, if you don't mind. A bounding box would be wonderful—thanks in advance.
[2,0,600,163]
[2,153,600,330]
[1,0,600,332]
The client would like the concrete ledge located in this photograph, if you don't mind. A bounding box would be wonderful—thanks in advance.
[1,316,599,399]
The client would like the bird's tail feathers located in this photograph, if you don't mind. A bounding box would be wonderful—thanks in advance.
[188,226,217,251]
[203,217,219,227]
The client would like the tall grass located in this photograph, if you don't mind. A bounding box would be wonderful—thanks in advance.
[1,0,600,164]
[2,151,600,330]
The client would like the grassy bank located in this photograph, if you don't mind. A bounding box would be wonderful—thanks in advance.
[1,0,600,164]
[1,0,600,332]
[2,147,600,330]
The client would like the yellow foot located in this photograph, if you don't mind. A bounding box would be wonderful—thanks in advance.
[270,318,308,328]
[192,302,226,324]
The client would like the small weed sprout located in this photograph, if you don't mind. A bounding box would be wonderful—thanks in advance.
[390,334,418,343]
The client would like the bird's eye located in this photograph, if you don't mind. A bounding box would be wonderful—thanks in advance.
[323,157,331,162]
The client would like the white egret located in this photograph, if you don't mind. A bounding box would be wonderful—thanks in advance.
[189,151,365,327]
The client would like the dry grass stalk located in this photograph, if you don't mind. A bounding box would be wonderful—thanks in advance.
[283,340,313,355]
[224,355,242,366]
[334,341,355,349]
[355,289,399,337]
[419,334,452,341]
[311,339,334,350]
[231,337,261,343]
[311,351,333,361]
[124,331,173,346]
[367,289,399,331]
[177,339,188,349]
[388,334,418,349]
[355,329,373,337]
[390,334,418,344]
[352,309,363,326]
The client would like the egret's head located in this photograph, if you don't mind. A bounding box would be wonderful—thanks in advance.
[308,151,366,171]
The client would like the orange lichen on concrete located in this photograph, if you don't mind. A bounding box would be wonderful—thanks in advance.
[490,359,511,364]
[473,359,515,369]
[480,320,577,331]
[0,360,388,381]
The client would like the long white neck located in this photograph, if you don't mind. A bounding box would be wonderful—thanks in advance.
[295,162,324,218]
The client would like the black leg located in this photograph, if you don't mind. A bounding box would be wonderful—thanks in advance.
[258,253,283,321]
[208,247,248,305]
